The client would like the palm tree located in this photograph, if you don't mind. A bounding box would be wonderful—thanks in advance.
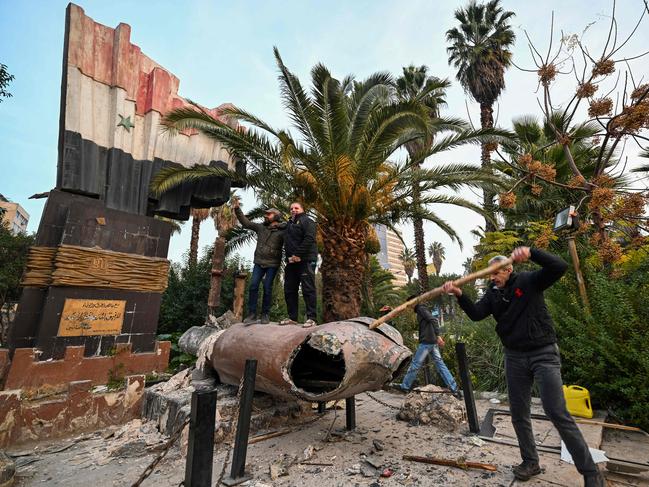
[399,247,416,284]
[395,65,450,291]
[447,0,516,232]
[428,241,446,276]
[462,257,474,275]
[152,49,503,321]
[188,207,210,266]
[207,199,238,317]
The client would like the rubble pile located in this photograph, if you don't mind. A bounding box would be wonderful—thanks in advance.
[397,385,465,429]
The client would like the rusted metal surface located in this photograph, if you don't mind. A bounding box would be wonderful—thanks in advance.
[205,319,412,402]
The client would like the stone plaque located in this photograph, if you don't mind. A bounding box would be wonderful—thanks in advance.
[58,299,126,336]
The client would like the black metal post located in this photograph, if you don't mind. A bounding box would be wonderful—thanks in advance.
[317,401,326,414]
[223,359,257,486]
[184,388,217,487]
[455,342,480,433]
[345,396,356,431]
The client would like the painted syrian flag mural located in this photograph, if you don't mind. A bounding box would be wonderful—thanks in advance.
[58,3,242,219]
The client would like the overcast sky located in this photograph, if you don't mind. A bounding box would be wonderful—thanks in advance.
[1,0,647,274]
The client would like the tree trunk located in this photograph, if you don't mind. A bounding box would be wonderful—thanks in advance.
[413,214,428,292]
[480,102,496,233]
[406,141,429,293]
[232,272,247,321]
[207,235,226,316]
[433,257,442,276]
[320,218,367,322]
[189,215,201,267]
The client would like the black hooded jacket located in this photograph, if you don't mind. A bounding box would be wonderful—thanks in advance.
[414,304,441,344]
[456,248,568,352]
[284,212,318,262]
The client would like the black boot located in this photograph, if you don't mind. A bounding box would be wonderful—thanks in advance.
[243,313,257,324]
[584,471,605,487]
[512,461,541,481]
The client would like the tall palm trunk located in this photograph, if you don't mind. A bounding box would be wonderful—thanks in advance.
[320,219,367,322]
[189,215,201,266]
[480,102,496,232]
[207,235,226,317]
[407,139,429,292]
[412,207,429,291]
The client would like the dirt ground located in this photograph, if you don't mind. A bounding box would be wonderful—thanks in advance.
[7,391,648,487]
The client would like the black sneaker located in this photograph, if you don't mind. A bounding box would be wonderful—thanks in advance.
[453,389,463,400]
[513,461,541,481]
[260,313,270,324]
[243,313,257,324]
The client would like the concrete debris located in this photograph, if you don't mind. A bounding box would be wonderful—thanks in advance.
[0,451,16,486]
[345,463,362,475]
[397,385,465,430]
[468,436,486,447]
[151,367,192,394]
[361,462,379,477]
[302,444,315,461]
[269,453,298,480]
[104,419,167,459]
[372,439,384,451]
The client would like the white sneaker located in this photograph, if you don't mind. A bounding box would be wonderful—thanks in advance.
[279,318,298,326]
[302,319,317,328]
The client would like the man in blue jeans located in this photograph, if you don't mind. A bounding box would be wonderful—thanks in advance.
[233,198,285,324]
[396,296,459,397]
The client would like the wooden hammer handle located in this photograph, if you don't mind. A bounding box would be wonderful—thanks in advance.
[370,257,514,329]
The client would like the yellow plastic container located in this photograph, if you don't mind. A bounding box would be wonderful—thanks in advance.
[563,385,593,418]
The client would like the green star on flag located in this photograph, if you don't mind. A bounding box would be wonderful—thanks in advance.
[117,114,135,132]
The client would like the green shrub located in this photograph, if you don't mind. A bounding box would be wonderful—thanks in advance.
[548,263,649,430]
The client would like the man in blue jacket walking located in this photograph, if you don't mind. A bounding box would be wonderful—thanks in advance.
[443,247,603,486]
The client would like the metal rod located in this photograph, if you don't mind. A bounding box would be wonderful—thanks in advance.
[566,236,590,313]
[345,396,356,431]
[184,388,217,487]
[224,359,257,485]
[317,401,326,414]
[455,342,480,433]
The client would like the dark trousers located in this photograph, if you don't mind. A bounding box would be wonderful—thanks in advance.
[284,261,317,321]
[505,344,597,475]
[248,264,278,315]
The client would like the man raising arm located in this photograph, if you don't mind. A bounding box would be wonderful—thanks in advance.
[442,247,604,487]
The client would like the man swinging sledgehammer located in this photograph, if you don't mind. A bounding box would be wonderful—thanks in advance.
[442,247,604,486]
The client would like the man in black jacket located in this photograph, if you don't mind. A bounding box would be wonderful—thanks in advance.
[395,296,459,396]
[442,247,603,486]
[233,199,285,324]
[281,202,318,327]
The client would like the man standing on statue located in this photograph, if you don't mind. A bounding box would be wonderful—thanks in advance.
[442,247,604,486]
[281,202,318,328]
[233,198,285,324]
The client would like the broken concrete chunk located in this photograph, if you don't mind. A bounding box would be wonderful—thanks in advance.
[303,445,315,461]
[372,439,384,451]
[397,385,465,430]
[269,454,298,480]
[345,463,361,475]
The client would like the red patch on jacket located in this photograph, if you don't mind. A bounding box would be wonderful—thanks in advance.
[514,288,523,298]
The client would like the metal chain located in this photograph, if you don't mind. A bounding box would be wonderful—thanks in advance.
[364,391,403,411]
[131,417,190,487]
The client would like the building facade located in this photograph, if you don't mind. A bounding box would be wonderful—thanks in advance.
[374,224,408,287]
[0,194,29,235]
